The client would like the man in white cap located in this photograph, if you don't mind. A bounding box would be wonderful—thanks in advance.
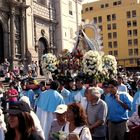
[48,104,67,140]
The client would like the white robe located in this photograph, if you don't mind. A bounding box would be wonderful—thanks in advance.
[36,107,54,140]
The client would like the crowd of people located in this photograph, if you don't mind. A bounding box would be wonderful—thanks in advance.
[0,65,140,140]
[0,59,38,83]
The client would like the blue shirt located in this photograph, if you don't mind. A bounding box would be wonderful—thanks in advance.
[37,89,64,112]
[60,88,71,104]
[76,87,86,97]
[105,92,132,122]
[69,90,77,103]
[21,89,35,108]
[132,89,140,114]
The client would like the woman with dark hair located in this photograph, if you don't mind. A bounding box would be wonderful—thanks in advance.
[5,101,43,140]
[62,103,92,140]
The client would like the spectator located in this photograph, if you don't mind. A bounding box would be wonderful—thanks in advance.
[132,79,140,114]
[62,103,92,140]
[6,82,18,105]
[48,104,67,140]
[117,76,128,93]
[85,87,107,140]
[101,82,110,101]
[127,104,140,140]
[0,109,6,140]
[19,96,45,139]
[105,79,132,140]
[3,58,10,74]
[5,101,43,140]
[128,104,140,128]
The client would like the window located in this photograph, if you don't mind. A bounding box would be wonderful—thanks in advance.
[113,41,118,48]
[127,11,131,18]
[114,50,118,56]
[113,2,117,6]
[101,4,104,8]
[93,17,97,24]
[69,1,73,15]
[112,14,116,20]
[109,51,113,55]
[129,49,133,56]
[90,7,93,11]
[130,59,134,64]
[98,16,102,23]
[37,0,46,5]
[85,8,88,12]
[134,39,138,46]
[133,20,137,26]
[127,30,132,36]
[70,28,73,39]
[133,29,137,36]
[108,42,112,48]
[107,15,111,21]
[132,10,136,17]
[127,21,131,27]
[107,24,111,30]
[108,33,112,39]
[105,3,109,7]
[99,25,103,31]
[112,23,117,29]
[118,1,121,5]
[134,48,138,55]
[128,39,132,46]
[82,19,85,22]
[113,32,117,38]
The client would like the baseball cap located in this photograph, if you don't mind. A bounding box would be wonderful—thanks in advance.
[6,101,30,115]
[54,104,67,114]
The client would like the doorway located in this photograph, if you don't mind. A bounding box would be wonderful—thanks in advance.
[38,37,49,75]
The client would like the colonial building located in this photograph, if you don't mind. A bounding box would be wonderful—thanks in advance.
[0,0,82,68]
[82,0,140,70]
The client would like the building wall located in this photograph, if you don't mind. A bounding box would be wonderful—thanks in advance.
[55,0,82,53]
[0,0,57,66]
[0,0,82,68]
[82,0,140,68]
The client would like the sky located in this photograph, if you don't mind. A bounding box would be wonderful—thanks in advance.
[82,0,100,4]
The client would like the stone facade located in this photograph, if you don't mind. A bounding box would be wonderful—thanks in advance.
[0,0,82,68]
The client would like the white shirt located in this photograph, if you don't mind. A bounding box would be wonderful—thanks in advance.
[118,83,128,93]
[62,122,92,140]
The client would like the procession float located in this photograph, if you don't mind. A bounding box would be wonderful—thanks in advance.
[41,20,117,83]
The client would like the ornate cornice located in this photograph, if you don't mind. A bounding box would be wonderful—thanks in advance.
[8,0,29,9]
[34,14,58,24]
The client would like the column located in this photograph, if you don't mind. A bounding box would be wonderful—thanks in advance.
[10,6,15,63]
[21,8,26,61]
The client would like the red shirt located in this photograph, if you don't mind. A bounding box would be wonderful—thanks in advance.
[7,89,18,102]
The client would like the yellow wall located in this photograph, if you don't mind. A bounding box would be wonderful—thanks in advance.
[82,0,140,68]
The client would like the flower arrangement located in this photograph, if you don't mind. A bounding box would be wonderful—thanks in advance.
[41,53,57,78]
[102,55,117,79]
[82,50,102,77]
[82,51,117,81]
[52,131,68,140]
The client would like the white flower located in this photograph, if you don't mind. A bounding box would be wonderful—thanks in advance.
[82,50,102,76]
[102,55,117,78]
[41,53,57,74]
